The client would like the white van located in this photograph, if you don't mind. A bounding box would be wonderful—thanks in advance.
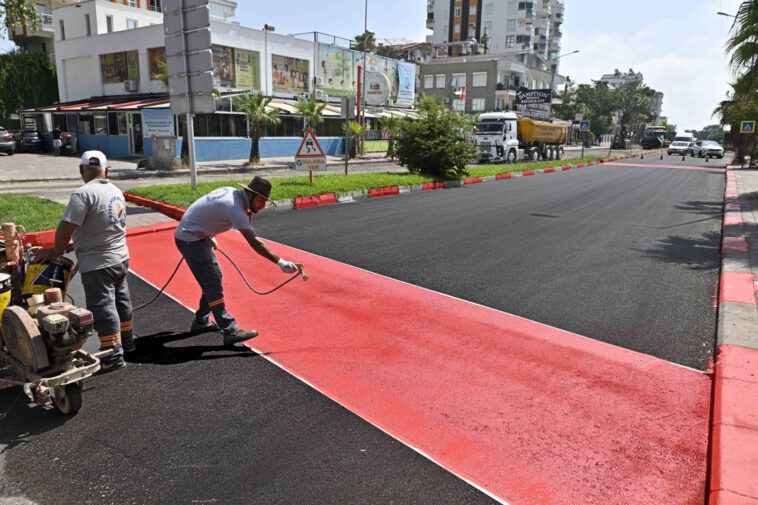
[673,132,694,143]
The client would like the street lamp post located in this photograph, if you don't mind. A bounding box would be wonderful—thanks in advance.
[360,0,368,157]
[547,49,579,121]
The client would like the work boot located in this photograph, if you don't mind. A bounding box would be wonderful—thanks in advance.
[121,334,136,353]
[190,319,220,335]
[222,328,258,346]
[99,345,126,372]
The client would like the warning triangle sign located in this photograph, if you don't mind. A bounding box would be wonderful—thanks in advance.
[295,127,326,158]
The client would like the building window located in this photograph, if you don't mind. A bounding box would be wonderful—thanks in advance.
[516,35,531,44]
[85,14,91,36]
[59,20,65,40]
[452,99,465,113]
[454,23,460,33]
[505,35,514,47]
[518,2,534,9]
[506,19,516,31]
[484,3,493,15]
[455,7,461,16]
[472,98,486,111]
[435,74,445,88]
[106,16,113,33]
[424,75,434,89]
[126,19,137,30]
[127,0,137,6]
[94,114,107,135]
[149,0,162,12]
[472,72,487,87]
[451,73,466,88]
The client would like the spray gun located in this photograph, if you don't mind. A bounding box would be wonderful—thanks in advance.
[212,237,308,281]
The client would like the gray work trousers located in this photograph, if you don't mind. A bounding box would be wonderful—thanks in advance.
[174,238,238,332]
[80,259,132,353]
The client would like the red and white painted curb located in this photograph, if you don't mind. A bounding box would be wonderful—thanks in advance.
[125,153,650,215]
[709,168,758,505]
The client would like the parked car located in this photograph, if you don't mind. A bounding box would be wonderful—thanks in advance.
[690,140,703,157]
[686,141,696,155]
[667,141,689,155]
[698,140,725,159]
[18,130,48,153]
[0,127,15,155]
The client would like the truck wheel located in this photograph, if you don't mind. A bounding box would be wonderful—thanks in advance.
[547,147,555,160]
[506,149,517,164]
[556,148,563,160]
[530,149,539,161]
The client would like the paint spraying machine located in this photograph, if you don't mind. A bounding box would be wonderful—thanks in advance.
[1,222,106,416]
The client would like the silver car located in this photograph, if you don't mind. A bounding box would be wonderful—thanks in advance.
[667,141,689,155]
[698,140,724,159]
[0,128,15,156]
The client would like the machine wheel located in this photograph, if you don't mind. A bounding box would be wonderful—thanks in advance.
[547,147,555,160]
[506,149,517,164]
[556,148,563,160]
[529,149,539,161]
[53,383,82,415]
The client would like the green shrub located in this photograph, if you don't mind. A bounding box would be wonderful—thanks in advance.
[394,97,476,179]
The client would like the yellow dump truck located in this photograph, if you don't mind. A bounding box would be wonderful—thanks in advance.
[475,112,568,163]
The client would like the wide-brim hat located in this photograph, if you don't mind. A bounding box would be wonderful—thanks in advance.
[238,176,276,207]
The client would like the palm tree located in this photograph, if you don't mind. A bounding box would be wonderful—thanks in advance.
[233,93,282,165]
[380,114,402,158]
[294,96,327,132]
[376,45,398,59]
[354,30,376,52]
[725,0,758,81]
[344,120,367,158]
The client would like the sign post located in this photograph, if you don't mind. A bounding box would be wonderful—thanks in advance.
[739,121,755,168]
[579,120,590,158]
[163,0,214,189]
[342,97,355,175]
[294,127,327,184]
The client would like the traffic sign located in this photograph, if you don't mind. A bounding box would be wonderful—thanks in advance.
[741,120,755,133]
[579,121,590,131]
[295,127,327,171]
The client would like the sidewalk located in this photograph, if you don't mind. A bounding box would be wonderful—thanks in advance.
[710,166,758,505]
[0,151,403,183]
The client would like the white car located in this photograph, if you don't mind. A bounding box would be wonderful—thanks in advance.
[667,141,689,155]
[693,140,724,159]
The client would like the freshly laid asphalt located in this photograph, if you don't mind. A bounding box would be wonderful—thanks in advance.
[0,151,732,504]
[0,273,497,505]
[251,154,726,370]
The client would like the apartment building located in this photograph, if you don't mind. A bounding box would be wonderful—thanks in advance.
[426,0,564,71]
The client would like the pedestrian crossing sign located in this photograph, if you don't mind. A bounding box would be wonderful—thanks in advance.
[579,121,590,131]
[741,121,755,133]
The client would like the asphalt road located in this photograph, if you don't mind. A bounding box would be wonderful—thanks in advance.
[0,151,725,504]
[250,153,725,370]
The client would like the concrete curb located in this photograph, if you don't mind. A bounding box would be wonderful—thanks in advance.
[123,153,652,217]
[709,167,758,505]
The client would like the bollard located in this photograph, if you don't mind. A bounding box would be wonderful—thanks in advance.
[660,153,663,160]
[682,154,686,161]
[640,152,644,159]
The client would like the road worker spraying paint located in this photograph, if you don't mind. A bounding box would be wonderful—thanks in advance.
[174,176,299,346]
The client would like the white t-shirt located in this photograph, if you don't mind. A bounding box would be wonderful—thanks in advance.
[62,179,129,273]
[174,187,254,241]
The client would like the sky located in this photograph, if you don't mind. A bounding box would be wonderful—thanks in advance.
[0,0,744,131]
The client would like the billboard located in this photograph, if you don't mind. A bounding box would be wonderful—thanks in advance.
[364,55,398,102]
[318,45,356,97]
[396,61,416,105]
[212,45,235,88]
[272,54,309,94]
[100,50,139,84]
[235,49,260,91]
[148,47,166,81]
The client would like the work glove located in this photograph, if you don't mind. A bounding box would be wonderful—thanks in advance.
[277,258,298,274]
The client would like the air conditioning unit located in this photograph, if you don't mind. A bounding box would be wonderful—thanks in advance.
[314,90,327,100]
[124,79,139,92]
[315,76,324,86]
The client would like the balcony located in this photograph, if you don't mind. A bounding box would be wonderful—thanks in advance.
[519,9,535,22]
[38,13,54,32]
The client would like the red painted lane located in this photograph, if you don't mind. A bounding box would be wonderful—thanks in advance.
[606,162,726,172]
[127,227,711,505]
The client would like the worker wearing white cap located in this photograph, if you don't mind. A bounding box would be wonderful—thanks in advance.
[34,150,134,371]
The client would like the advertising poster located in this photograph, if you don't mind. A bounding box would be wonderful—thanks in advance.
[363,54,398,101]
[126,50,140,81]
[235,49,260,91]
[396,62,416,105]
[100,52,126,84]
[317,44,355,97]
[212,45,235,88]
[272,54,309,94]
[148,47,165,80]
[142,109,175,138]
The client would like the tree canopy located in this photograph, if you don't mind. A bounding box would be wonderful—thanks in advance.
[2,0,39,36]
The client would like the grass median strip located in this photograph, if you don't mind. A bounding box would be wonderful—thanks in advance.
[127,154,608,209]
[0,195,66,232]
